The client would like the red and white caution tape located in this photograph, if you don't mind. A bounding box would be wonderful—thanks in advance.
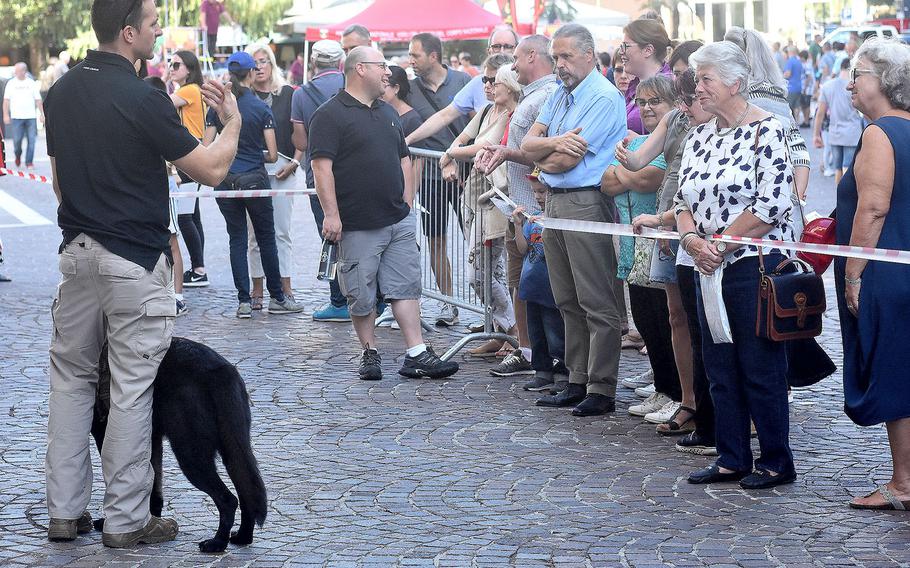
[0,168,52,184]
[536,216,910,266]
[170,188,316,198]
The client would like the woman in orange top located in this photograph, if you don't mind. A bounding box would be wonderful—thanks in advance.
[167,50,209,289]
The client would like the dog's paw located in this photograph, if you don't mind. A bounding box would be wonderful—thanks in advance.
[198,538,228,553]
[92,518,105,532]
[229,530,253,546]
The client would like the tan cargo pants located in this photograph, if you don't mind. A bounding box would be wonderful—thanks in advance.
[46,233,175,534]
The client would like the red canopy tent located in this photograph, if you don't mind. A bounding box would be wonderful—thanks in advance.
[305,0,506,42]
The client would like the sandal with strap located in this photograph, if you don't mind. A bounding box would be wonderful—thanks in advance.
[250,296,264,311]
[849,485,910,510]
[656,405,696,436]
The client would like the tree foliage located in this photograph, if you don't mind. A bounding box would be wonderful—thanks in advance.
[0,0,91,50]
[170,0,293,41]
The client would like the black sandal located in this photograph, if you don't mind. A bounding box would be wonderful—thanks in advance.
[657,405,695,436]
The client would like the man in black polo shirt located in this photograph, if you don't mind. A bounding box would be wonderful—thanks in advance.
[309,46,458,382]
[44,0,241,548]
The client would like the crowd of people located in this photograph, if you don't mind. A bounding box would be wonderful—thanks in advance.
[29,0,910,550]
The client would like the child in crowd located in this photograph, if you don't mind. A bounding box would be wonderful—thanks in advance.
[144,76,188,316]
[512,169,568,393]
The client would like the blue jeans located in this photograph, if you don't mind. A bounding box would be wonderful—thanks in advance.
[11,118,37,165]
[216,169,285,304]
[694,255,794,474]
[309,195,346,308]
[526,300,567,375]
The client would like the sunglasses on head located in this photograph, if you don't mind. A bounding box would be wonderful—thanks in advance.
[481,76,495,84]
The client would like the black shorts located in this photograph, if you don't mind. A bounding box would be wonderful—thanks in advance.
[418,172,463,238]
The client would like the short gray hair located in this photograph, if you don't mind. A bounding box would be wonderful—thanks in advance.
[724,27,785,90]
[637,74,675,104]
[552,23,595,55]
[488,26,519,47]
[520,34,554,68]
[690,41,751,95]
[854,37,910,112]
[495,65,522,98]
[342,24,370,42]
[482,53,515,73]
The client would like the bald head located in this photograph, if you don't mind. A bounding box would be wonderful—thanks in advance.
[344,46,383,76]
[14,62,27,79]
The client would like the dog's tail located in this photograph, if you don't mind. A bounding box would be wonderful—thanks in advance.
[215,366,268,527]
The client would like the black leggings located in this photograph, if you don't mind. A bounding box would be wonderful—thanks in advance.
[676,265,715,443]
[177,172,205,270]
[628,284,681,401]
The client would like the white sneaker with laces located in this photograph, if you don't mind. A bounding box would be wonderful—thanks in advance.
[435,303,459,326]
[629,392,672,417]
[621,369,654,389]
[644,400,680,424]
[634,383,656,398]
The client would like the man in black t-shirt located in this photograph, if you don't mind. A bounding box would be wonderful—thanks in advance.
[44,0,241,548]
[309,46,458,382]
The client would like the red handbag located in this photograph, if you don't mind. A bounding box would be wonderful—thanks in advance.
[797,216,837,275]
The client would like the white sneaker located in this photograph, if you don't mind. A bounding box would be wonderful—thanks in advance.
[823,168,836,177]
[644,400,680,424]
[634,383,656,398]
[435,303,459,327]
[629,392,672,417]
[621,369,654,389]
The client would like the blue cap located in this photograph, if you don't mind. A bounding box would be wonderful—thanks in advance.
[227,51,256,71]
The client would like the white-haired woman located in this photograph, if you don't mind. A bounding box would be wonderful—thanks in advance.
[725,27,811,216]
[836,39,910,511]
[246,43,302,308]
[440,57,521,357]
[674,42,797,490]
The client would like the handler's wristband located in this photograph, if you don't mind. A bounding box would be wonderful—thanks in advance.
[845,276,862,286]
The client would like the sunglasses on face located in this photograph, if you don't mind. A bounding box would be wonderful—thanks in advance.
[170,61,182,70]
[635,97,665,108]
[481,76,496,84]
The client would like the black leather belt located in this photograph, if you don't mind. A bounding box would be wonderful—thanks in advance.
[547,185,600,194]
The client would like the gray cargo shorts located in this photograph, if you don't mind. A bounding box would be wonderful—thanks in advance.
[337,211,421,317]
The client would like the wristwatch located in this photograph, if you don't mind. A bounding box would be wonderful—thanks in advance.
[715,240,728,253]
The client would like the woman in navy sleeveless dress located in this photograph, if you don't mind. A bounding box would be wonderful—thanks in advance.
[834,39,910,511]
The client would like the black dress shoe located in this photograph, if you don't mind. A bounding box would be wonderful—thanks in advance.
[571,394,615,416]
[739,469,797,490]
[687,464,751,484]
[536,383,585,407]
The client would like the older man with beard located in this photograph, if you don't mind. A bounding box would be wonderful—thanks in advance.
[520,23,627,417]
[309,46,459,383]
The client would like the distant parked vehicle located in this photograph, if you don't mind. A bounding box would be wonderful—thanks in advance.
[823,24,898,46]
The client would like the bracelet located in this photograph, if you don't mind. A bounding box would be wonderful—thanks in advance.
[845,276,862,286]
[290,158,300,167]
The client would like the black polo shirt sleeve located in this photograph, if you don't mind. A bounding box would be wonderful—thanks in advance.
[308,107,341,161]
[45,87,56,157]
[134,90,199,162]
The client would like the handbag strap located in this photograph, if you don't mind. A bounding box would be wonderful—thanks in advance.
[415,78,462,141]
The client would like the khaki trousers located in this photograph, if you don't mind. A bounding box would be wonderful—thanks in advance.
[543,191,622,397]
[46,234,175,533]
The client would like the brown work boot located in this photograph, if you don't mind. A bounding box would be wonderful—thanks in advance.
[47,510,93,541]
[101,516,178,548]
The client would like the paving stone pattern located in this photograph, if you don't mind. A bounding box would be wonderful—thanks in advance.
[0,138,908,566]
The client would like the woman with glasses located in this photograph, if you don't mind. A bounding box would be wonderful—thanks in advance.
[167,50,210,292]
[612,49,634,95]
[836,39,910,511]
[204,52,303,319]
[620,19,673,134]
[602,75,681,425]
[245,42,300,309]
[439,54,519,358]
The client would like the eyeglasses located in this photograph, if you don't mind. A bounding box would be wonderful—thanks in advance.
[489,43,516,52]
[255,58,271,67]
[169,61,182,70]
[481,76,496,84]
[850,67,874,83]
[359,61,389,71]
[635,97,665,108]
[619,42,636,54]
[121,0,143,30]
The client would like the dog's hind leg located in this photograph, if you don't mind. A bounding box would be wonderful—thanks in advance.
[149,433,164,517]
[170,442,238,553]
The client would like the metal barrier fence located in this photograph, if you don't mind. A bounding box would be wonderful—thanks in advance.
[408,147,518,362]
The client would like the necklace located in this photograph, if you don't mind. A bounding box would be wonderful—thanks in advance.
[715,102,750,136]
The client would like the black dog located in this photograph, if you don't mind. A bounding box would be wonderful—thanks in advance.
[91,337,267,553]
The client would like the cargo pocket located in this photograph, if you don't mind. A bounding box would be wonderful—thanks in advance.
[132,297,176,362]
[98,255,146,281]
[337,261,362,306]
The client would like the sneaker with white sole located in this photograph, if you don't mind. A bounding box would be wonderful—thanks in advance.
[634,383,656,398]
[621,369,654,389]
[182,270,209,287]
[523,372,555,391]
[435,303,459,327]
[236,302,252,319]
[644,400,680,424]
[269,297,304,314]
[675,432,718,456]
[489,349,534,377]
[629,392,672,417]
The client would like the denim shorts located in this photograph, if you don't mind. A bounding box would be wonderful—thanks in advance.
[830,145,857,170]
[649,239,678,284]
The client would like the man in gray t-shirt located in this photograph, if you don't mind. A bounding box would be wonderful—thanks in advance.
[813,58,863,184]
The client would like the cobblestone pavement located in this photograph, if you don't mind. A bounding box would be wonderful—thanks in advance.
[1,135,908,567]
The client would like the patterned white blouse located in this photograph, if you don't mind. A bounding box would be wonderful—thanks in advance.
[675,116,795,265]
